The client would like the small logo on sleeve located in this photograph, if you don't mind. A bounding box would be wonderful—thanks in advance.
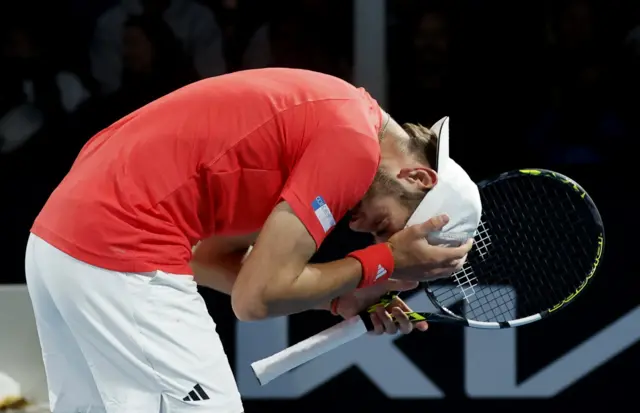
[312,196,336,233]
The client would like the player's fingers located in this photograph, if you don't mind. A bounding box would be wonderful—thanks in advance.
[439,257,466,275]
[422,255,468,280]
[390,297,430,332]
[391,307,412,334]
[369,312,384,335]
[453,239,474,256]
[452,255,467,270]
[375,306,398,335]
[436,239,474,261]
[391,296,411,311]
[390,297,418,334]
[417,214,450,235]
[427,267,459,280]
[415,320,429,331]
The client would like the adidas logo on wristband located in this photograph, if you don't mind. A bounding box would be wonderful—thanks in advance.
[348,244,395,289]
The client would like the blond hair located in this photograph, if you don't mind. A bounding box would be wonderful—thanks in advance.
[402,123,438,168]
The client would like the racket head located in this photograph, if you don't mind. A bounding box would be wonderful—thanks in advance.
[423,169,604,329]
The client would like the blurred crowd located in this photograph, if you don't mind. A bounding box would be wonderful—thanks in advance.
[1,0,638,281]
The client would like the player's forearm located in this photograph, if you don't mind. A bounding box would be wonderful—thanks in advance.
[234,258,362,320]
[190,234,255,294]
[190,256,242,295]
[268,259,362,314]
[194,258,336,310]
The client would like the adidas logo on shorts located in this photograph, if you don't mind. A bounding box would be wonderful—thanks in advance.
[182,383,209,402]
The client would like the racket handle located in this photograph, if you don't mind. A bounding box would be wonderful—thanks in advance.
[251,315,369,385]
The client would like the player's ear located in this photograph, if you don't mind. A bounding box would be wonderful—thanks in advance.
[398,167,437,190]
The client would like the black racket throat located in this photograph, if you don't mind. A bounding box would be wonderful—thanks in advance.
[359,310,468,331]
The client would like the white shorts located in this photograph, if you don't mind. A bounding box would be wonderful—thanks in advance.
[24,234,243,413]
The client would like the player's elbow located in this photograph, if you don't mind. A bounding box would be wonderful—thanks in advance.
[231,290,269,321]
[231,282,293,321]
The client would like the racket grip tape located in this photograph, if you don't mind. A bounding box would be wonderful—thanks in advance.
[250,315,370,385]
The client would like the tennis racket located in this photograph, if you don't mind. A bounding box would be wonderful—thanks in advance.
[251,169,605,385]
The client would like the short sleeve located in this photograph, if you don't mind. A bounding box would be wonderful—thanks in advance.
[281,127,380,249]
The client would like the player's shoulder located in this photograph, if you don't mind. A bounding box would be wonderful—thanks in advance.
[170,69,377,112]
[246,68,352,87]
[233,68,371,102]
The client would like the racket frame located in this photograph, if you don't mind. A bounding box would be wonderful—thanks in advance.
[417,168,605,329]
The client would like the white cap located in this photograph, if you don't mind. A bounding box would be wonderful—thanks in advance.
[404,116,482,246]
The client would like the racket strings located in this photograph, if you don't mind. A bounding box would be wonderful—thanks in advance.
[512,177,592,306]
[482,176,593,316]
[426,174,598,323]
[449,219,492,301]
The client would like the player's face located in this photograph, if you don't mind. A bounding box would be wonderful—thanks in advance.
[349,194,414,242]
[349,168,436,242]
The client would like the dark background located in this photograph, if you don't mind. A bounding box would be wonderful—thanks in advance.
[0,0,637,410]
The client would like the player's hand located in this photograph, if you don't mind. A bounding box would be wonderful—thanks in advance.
[334,279,428,335]
[368,295,429,335]
[387,214,473,281]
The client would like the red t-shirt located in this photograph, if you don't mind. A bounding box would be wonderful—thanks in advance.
[32,68,383,275]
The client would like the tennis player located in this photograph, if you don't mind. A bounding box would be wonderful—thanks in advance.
[25,68,478,413]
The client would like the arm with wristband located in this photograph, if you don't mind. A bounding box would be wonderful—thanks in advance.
[232,202,387,320]
[330,242,395,314]
[191,233,413,330]
[232,200,470,321]
[231,121,390,320]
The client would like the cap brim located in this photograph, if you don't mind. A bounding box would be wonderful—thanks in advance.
[431,116,449,173]
[405,116,482,246]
